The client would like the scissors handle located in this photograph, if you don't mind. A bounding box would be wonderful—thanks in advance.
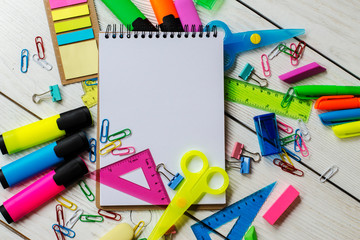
[181,150,209,177]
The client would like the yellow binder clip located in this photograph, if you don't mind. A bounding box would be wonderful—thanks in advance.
[332,120,360,138]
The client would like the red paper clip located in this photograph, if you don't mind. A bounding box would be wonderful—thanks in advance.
[98,209,122,221]
[35,36,45,59]
[277,120,293,134]
[56,204,65,226]
[261,54,271,77]
[53,224,65,240]
[292,41,306,59]
[290,43,299,66]
[273,158,304,177]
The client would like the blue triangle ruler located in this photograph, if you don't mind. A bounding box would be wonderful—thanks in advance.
[191,182,276,240]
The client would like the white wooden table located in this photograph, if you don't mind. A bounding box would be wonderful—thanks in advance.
[1,0,360,239]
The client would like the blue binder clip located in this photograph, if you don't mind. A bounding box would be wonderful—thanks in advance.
[239,63,268,87]
[156,163,184,190]
[32,85,62,103]
[254,113,282,156]
[319,108,360,126]
[240,157,251,174]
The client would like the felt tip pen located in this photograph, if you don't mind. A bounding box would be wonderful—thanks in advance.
[0,132,89,189]
[101,0,156,31]
[174,0,202,30]
[314,95,360,110]
[150,0,184,32]
[0,106,92,155]
[288,85,360,100]
[0,157,88,224]
[319,108,360,126]
[332,120,360,138]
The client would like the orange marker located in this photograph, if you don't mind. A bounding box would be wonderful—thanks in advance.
[149,0,183,31]
[314,95,360,110]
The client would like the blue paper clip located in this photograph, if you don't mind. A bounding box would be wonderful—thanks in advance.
[100,119,109,143]
[32,85,62,103]
[294,129,302,152]
[240,157,251,174]
[239,63,268,87]
[89,138,97,163]
[52,224,76,238]
[20,49,29,73]
[85,78,98,86]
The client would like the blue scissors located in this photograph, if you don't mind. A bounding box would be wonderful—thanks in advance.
[207,20,305,70]
[148,150,229,240]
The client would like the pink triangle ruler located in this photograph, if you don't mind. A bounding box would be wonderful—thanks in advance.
[88,149,170,205]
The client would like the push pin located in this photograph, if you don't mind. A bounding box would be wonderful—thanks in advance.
[156,163,184,190]
[239,63,268,87]
[32,85,62,103]
[231,142,261,162]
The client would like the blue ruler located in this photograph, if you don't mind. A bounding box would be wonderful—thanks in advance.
[191,182,276,240]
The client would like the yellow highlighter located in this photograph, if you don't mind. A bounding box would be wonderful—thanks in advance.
[0,106,92,155]
[148,150,229,240]
[332,120,360,138]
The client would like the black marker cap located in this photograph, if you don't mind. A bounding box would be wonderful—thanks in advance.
[54,132,90,159]
[132,17,157,31]
[53,157,88,188]
[0,135,8,155]
[0,169,9,189]
[0,205,13,224]
[57,106,93,134]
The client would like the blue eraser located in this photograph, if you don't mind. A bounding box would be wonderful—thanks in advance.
[240,157,251,174]
[168,173,184,190]
[50,85,62,102]
[239,63,254,81]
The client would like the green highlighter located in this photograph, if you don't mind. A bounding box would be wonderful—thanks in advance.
[282,85,360,108]
[102,0,156,31]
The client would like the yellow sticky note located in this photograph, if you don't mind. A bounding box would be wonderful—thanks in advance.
[59,40,98,80]
[54,16,91,33]
[52,4,89,21]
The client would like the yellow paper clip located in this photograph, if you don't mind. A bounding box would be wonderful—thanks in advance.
[55,196,78,211]
[279,148,293,166]
[134,221,145,238]
[99,140,121,155]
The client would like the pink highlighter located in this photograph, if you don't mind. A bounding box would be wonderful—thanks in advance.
[0,157,88,223]
[174,0,202,30]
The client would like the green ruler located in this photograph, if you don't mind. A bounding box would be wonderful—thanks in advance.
[224,77,313,122]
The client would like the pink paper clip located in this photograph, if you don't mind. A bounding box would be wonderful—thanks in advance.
[261,54,271,77]
[296,134,309,157]
[111,146,136,156]
[277,120,293,134]
[290,43,299,66]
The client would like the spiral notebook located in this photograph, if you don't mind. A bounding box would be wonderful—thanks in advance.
[97,26,225,209]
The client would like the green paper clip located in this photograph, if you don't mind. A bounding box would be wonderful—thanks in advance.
[280,134,300,146]
[79,215,104,222]
[78,180,95,202]
[108,128,132,142]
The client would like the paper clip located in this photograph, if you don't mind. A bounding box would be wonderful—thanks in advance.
[78,180,95,202]
[134,221,145,238]
[111,146,136,156]
[290,43,299,66]
[277,120,293,134]
[55,196,77,211]
[98,209,122,221]
[278,44,294,57]
[156,163,184,190]
[89,138,96,163]
[56,204,65,226]
[280,134,299,146]
[99,140,121,155]
[65,209,84,229]
[32,85,62,103]
[282,147,301,162]
[100,119,109,143]
[295,134,309,157]
[281,87,295,108]
[52,224,65,240]
[79,214,104,222]
[108,128,132,141]
[20,49,29,73]
[35,36,45,59]
[293,41,306,59]
[85,78,98,86]
[320,165,339,183]
[32,54,52,71]
[267,43,284,60]
[52,224,76,238]
[273,158,304,177]
[294,129,302,152]
[261,54,271,77]
[279,148,293,166]
[297,119,311,141]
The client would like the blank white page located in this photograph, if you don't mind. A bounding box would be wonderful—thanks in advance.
[98,31,225,206]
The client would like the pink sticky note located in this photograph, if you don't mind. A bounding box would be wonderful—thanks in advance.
[49,0,88,10]
[263,185,299,225]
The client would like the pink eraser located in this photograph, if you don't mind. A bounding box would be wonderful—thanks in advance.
[263,185,299,225]
[174,0,202,30]
[279,62,326,83]
[231,142,244,159]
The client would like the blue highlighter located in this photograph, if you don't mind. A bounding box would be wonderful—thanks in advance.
[206,20,305,70]
[319,108,360,126]
[0,132,89,189]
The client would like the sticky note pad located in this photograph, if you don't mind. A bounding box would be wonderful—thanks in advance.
[49,0,88,10]
[263,185,299,225]
[59,40,98,80]
[52,4,89,21]
[54,16,92,33]
[57,28,94,46]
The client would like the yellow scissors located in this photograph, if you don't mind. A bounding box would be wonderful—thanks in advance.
[148,150,229,240]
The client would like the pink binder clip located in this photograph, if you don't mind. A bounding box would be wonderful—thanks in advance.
[290,43,299,66]
[231,142,261,161]
[277,120,293,134]
[261,54,271,77]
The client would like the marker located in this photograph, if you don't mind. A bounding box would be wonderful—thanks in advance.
[0,132,89,189]
[315,95,360,110]
[0,157,89,224]
[0,106,92,155]
[174,0,202,30]
[150,0,183,31]
[102,0,156,31]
